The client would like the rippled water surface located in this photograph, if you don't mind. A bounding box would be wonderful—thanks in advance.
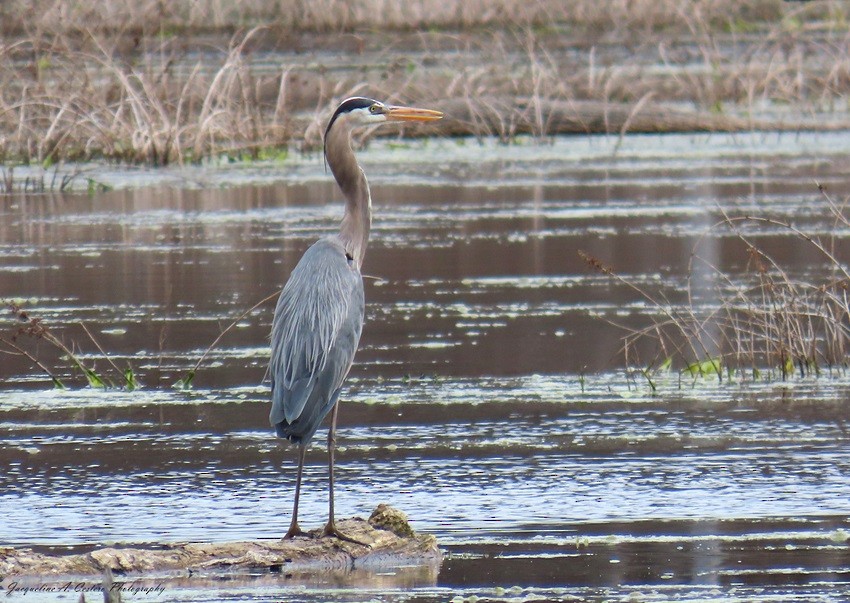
[2,133,850,601]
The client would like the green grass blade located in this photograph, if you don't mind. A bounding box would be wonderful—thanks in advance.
[124,368,138,391]
[700,357,722,376]
[173,370,195,390]
[84,368,106,388]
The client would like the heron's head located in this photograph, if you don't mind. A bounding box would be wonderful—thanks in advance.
[324,97,443,144]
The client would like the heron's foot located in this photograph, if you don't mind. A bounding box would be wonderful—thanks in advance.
[283,522,310,540]
[322,521,369,546]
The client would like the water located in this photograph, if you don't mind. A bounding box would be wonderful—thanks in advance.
[2,133,850,601]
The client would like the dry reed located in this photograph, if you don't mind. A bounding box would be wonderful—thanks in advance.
[584,185,850,385]
[1,0,849,164]
[1,301,133,389]
[0,0,784,37]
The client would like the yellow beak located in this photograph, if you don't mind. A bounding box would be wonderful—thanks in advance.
[385,105,444,122]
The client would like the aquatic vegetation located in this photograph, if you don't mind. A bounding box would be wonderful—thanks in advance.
[585,184,850,385]
[1,301,135,390]
[0,165,81,194]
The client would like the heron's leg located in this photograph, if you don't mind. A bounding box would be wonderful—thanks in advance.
[322,402,367,545]
[283,444,309,539]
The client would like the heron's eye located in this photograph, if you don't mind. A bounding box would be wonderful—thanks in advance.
[369,104,380,114]
[345,252,354,263]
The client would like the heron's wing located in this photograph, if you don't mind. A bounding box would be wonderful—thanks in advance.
[269,238,364,431]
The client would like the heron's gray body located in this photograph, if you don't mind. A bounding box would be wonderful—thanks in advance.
[267,96,441,540]
[269,235,364,444]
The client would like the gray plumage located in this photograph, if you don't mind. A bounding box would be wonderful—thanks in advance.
[269,96,441,540]
[269,237,364,444]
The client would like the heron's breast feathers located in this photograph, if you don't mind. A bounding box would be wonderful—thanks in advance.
[269,239,365,424]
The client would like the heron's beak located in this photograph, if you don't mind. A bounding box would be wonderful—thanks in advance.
[385,105,443,122]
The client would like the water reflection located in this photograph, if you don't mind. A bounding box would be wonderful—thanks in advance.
[2,133,850,600]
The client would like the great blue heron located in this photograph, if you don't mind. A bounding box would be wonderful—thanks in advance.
[269,97,443,540]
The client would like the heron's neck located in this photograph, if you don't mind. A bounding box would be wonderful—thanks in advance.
[326,121,371,268]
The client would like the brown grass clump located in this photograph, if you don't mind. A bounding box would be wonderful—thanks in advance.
[2,0,850,164]
[0,25,291,165]
[584,185,850,386]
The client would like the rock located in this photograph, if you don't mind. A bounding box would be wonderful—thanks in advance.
[369,503,415,538]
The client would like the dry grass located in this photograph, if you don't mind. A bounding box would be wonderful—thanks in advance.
[0,0,785,37]
[1,301,137,389]
[584,185,850,386]
[0,25,291,164]
[1,0,850,164]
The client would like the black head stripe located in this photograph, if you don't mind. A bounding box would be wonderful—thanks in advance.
[323,97,378,146]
